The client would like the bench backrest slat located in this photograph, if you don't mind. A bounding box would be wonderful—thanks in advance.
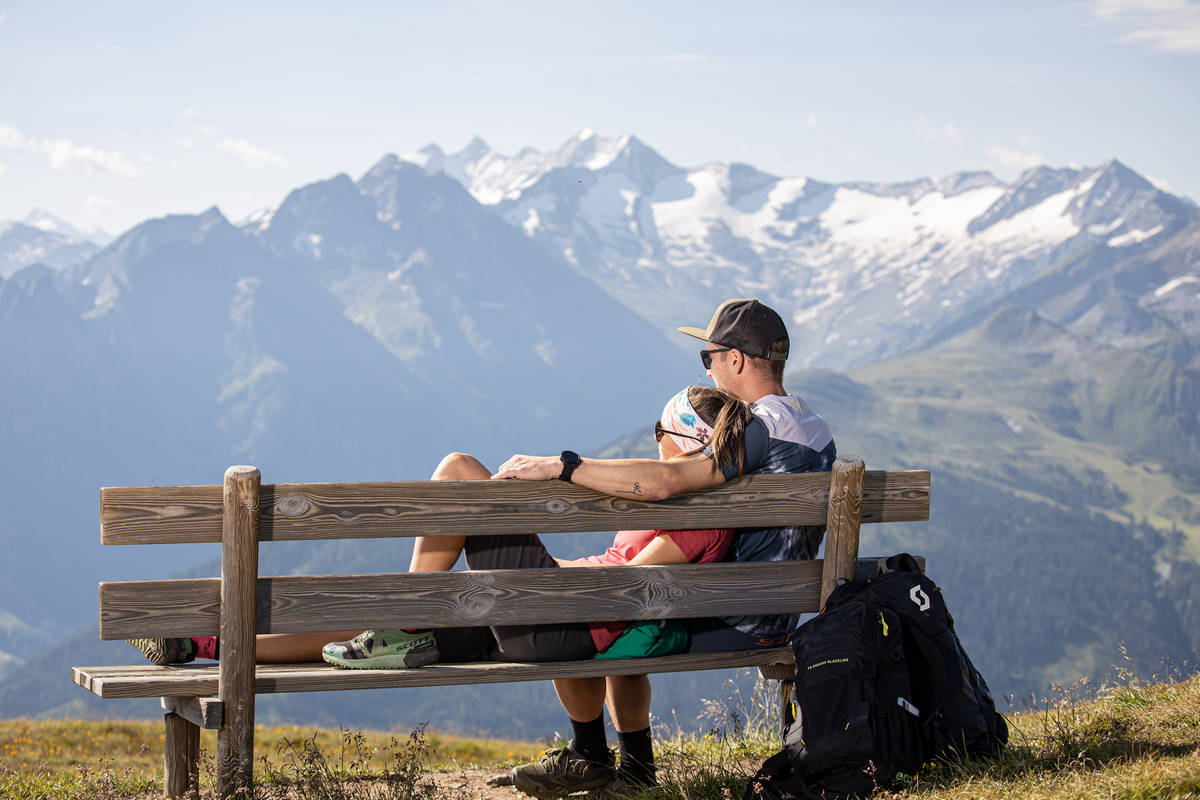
[100,471,930,545]
[99,561,828,639]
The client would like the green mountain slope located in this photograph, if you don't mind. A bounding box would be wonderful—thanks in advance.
[790,304,1199,693]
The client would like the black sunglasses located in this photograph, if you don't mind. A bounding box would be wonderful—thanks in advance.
[654,420,707,444]
[700,346,734,370]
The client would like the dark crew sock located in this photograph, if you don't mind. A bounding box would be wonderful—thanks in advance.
[569,714,609,764]
[617,727,655,786]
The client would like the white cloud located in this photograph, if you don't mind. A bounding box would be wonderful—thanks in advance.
[1092,0,1200,53]
[0,12,8,24]
[179,112,288,170]
[0,124,25,149]
[0,163,7,177]
[218,138,289,169]
[86,195,114,211]
[985,144,1046,169]
[666,53,704,62]
[1,124,141,176]
[806,113,818,129]
[29,137,142,176]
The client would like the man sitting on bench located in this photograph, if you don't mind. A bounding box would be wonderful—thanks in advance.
[495,298,837,799]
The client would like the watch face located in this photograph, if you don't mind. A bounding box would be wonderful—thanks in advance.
[559,450,581,481]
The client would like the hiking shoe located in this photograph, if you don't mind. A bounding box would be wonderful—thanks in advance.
[126,637,196,666]
[589,775,655,799]
[321,629,439,669]
[510,746,615,799]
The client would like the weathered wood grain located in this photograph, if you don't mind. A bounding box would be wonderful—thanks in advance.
[162,696,224,730]
[163,712,200,799]
[73,648,797,699]
[217,466,258,800]
[821,456,865,606]
[100,560,826,639]
[100,470,930,545]
[757,663,795,680]
[98,579,221,637]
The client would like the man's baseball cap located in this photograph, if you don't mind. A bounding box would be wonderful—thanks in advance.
[678,298,789,362]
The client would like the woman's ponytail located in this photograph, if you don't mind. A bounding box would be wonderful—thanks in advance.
[688,386,753,477]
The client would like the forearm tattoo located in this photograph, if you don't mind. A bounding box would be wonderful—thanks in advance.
[633,482,642,495]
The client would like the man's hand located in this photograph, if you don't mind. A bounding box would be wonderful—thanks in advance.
[492,454,562,481]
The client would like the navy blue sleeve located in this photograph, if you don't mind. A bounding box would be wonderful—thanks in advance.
[718,415,769,480]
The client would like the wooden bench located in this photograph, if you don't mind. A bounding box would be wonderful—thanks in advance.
[72,455,929,799]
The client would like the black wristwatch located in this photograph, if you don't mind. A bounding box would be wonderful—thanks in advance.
[558,450,582,482]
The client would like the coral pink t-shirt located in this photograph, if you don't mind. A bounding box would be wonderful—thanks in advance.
[585,529,734,652]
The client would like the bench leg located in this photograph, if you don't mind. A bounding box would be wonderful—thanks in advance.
[164,712,200,799]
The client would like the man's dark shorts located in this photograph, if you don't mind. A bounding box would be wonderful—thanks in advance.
[431,534,597,663]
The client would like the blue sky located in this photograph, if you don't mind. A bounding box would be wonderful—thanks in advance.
[1,0,1197,235]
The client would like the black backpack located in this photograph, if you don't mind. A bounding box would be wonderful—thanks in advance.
[743,554,1007,800]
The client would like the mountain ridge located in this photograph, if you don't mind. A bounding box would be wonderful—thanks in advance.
[391,132,1197,369]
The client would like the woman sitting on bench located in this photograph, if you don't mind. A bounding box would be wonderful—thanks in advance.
[125,384,762,799]
[125,384,753,668]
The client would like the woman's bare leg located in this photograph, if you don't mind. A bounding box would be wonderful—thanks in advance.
[254,631,362,663]
[409,451,493,571]
[249,452,494,662]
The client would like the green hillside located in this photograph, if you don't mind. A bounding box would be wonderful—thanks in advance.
[791,304,1199,693]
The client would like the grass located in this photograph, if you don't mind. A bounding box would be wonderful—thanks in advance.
[0,718,542,799]
[2,664,1198,799]
[885,670,1200,800]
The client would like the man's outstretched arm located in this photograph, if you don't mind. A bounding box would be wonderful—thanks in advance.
[491,452,725,501]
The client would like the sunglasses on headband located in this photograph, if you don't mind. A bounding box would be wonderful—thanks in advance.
[654,420,707,445]
[700,346,735,370]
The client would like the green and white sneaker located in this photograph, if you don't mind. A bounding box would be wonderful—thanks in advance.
[126,637,196,666]
[321,629,439,670]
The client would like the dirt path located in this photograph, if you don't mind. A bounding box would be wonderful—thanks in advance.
[427,766,527,800]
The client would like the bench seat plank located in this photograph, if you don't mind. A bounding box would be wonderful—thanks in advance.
[101,472,930,545]
[100,561,824,639]
[73,649,796,699]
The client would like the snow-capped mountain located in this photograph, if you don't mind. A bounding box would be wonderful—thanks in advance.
[21,209,113,246]
[401,129,652,205]
[0,209,109,278]
[244,160,691,440]
[403,133,1199,369]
